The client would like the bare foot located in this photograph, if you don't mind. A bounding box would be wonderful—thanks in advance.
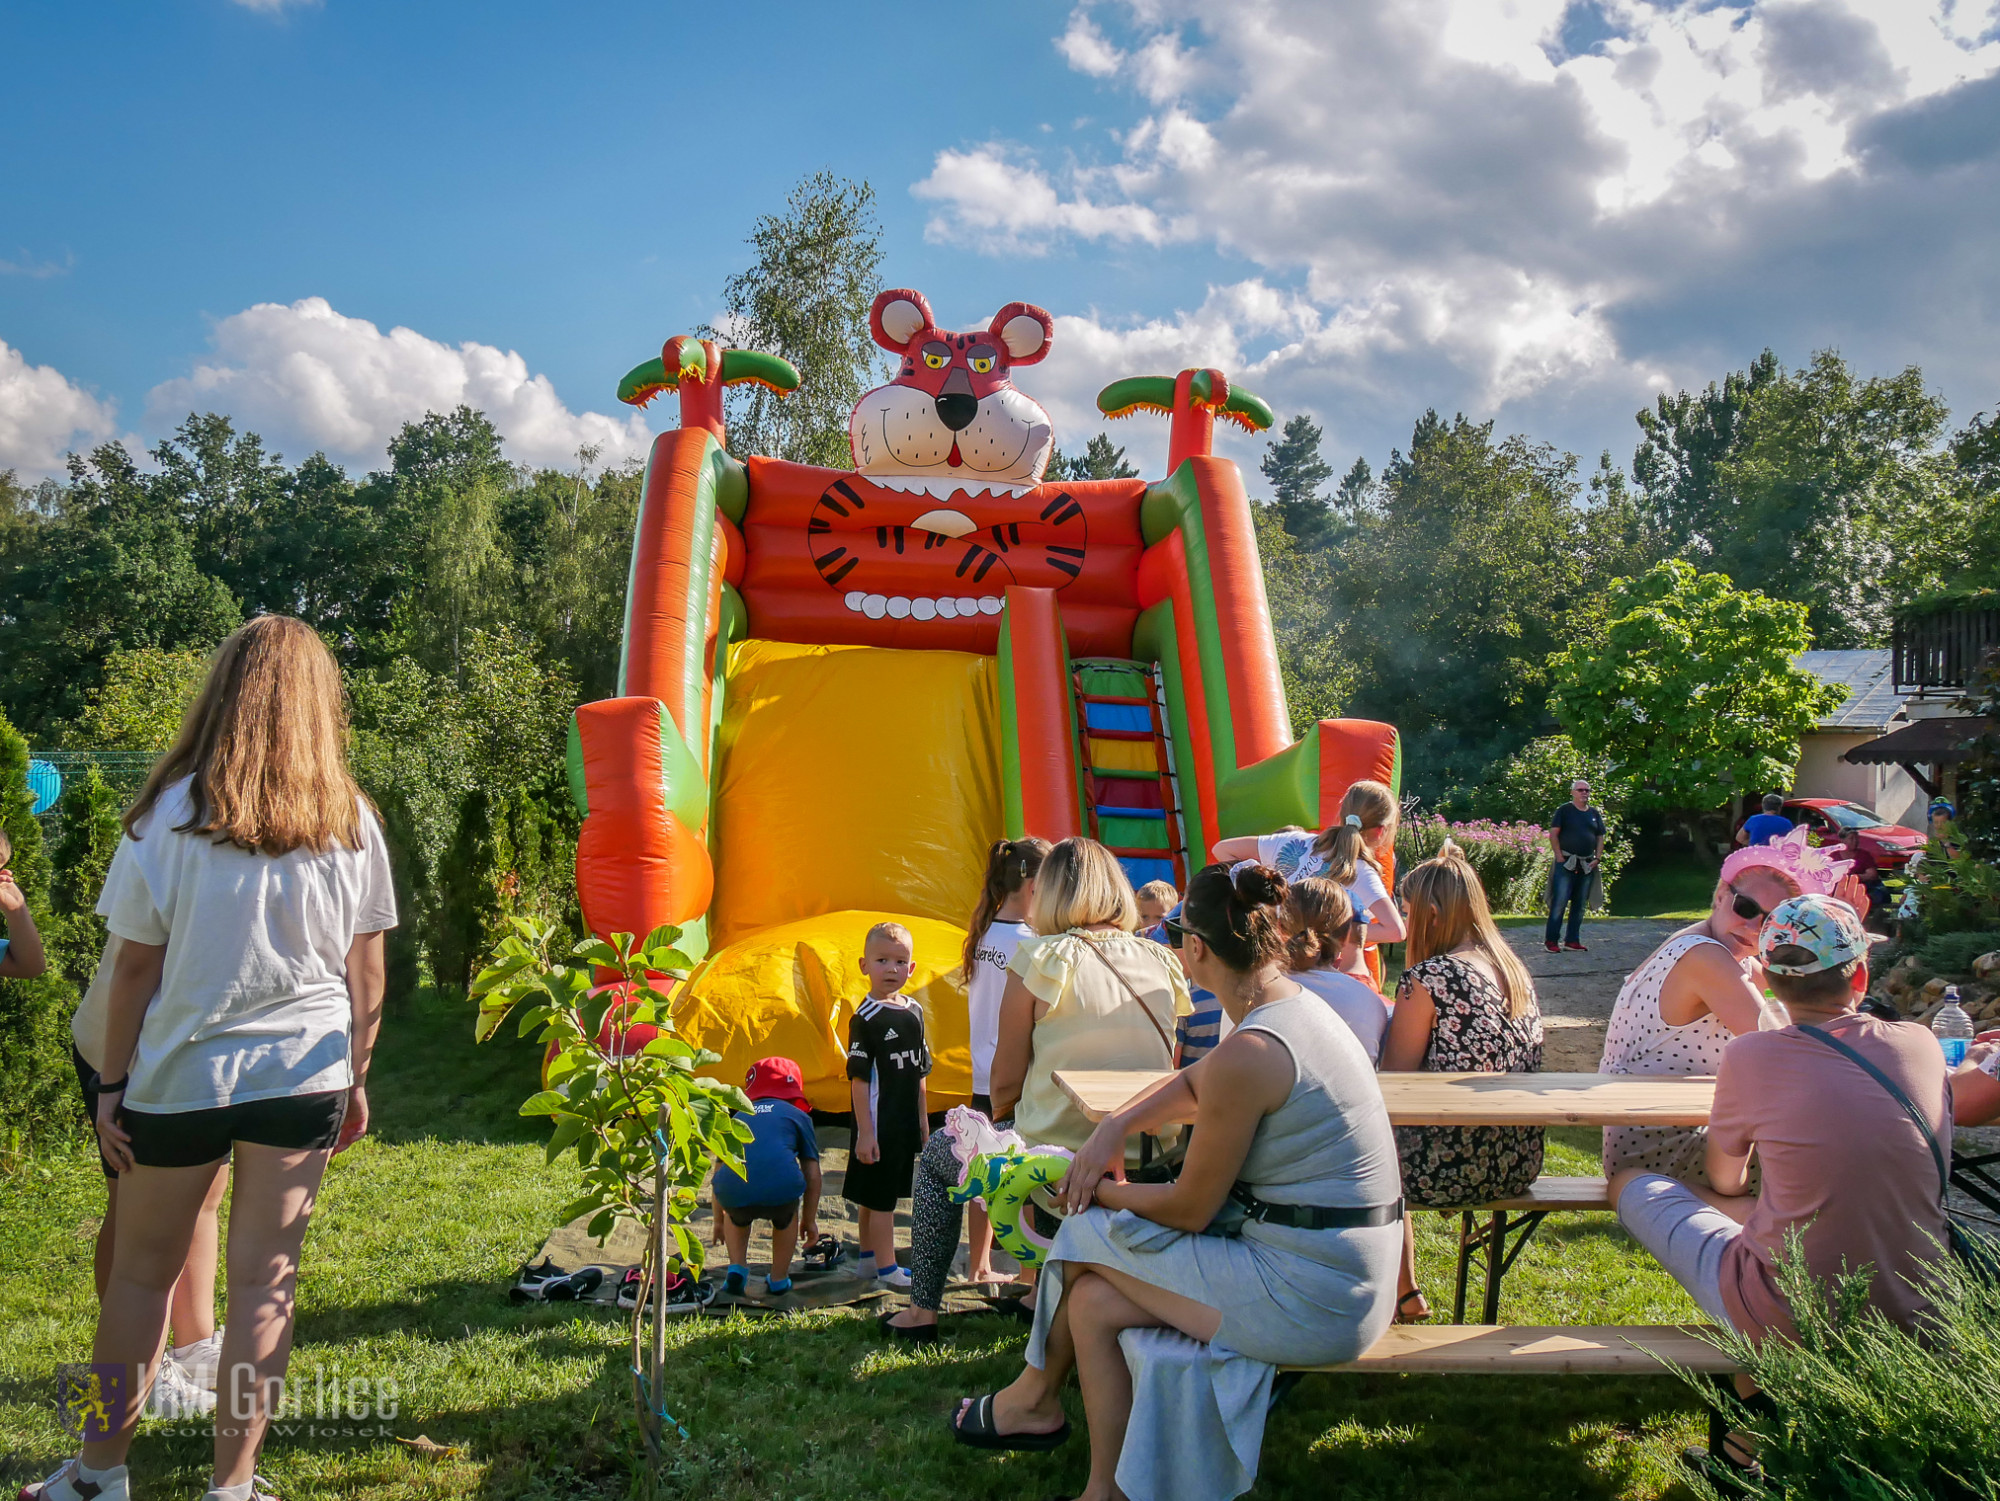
[967,1266,997,1285]
[954,1377,1066,1438]
[1395,1289,1430,1323]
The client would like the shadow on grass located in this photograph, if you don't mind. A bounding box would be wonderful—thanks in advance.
[364,988,549,1148]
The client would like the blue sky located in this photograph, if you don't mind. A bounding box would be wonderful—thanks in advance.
[6,0,2000,486]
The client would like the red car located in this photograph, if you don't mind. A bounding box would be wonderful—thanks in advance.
[1780,798,1927,870]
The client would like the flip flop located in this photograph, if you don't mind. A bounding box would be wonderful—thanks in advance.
[950,1392,1071,1452]
[1394,1290,1429,1324]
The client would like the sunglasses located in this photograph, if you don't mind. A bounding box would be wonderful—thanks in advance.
[1727,885,1775,923]
[1161,916,1205,950]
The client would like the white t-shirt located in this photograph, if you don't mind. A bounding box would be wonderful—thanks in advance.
[1256,832,1392,934]
[967,919,1033,1095]
[1292,967,1390,1063]
[95,778,399,1111]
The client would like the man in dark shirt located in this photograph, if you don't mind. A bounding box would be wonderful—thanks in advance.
[1545,779,1606,953]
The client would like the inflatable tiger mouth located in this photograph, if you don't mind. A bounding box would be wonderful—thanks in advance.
[809,476,1088,617]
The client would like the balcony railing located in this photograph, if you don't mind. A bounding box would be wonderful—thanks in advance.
[1892,604,2000,692]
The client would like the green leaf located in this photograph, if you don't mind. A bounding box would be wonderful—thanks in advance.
[518,1090,566,1117]
[545,1114,588,1163]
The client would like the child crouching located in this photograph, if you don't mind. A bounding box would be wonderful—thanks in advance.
[711,1057,822,1297]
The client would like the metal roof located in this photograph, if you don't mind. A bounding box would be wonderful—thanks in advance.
[1795,650,1907,731]
[1841,715,1990,766]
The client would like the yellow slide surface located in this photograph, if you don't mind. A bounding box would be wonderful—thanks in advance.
[675,640,1004,1110]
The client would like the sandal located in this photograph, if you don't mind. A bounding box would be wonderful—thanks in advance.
[950,1392,1071,1452]
[878,1309,940,1344]
[978,1293,1036,1324]
[1394,1290,1429,1324]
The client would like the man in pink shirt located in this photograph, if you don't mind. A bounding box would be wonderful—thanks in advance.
[1611,895,1951,1480]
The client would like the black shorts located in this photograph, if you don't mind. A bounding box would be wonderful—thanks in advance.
[722,1200,799,1230]
[122,1090,348,1168]
[842,1135,919,1213]
[970,1093,992,1117]
[72,1044,116,1180]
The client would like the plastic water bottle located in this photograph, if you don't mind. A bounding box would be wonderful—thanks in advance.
[1932,986,1974,1068]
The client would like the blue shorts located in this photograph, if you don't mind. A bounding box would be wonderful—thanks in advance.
[1614,1173,1741,1329]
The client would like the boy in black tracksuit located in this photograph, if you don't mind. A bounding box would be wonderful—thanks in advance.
[845,921,931,1289]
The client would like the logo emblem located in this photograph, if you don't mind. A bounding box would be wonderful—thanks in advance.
[56,1363,125,1441]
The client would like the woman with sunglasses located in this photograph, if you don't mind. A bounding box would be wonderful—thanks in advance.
[1599,828,1863,1183]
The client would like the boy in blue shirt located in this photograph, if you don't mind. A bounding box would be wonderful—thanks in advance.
[712,1056,822,1297]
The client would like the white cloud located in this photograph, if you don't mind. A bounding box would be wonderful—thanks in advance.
[0,249,75,279]
[145,297,654,472]
[229,0,321,12]
[920,1,2000,468]
[0,340,118,478]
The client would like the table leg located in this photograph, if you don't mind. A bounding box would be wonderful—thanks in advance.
[1481,1210,1507,1324]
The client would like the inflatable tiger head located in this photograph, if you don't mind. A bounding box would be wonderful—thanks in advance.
[849,289,1055,496]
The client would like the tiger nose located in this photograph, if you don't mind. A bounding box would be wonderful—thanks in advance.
[935,367,977,431]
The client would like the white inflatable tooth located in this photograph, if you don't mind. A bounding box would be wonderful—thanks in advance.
[844,591,866,612]
[935,597,959,619]
[862,594,888,620]
[956,596,980,615]
[911,597,938,621]
[887,596,912,619]
[979,596,1004,616]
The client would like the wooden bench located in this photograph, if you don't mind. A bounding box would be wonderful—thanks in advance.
[1449,1176,1612,1324]
[1273,1322,1741,1451]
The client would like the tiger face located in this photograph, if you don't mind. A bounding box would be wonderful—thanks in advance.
[809,476,1087,620]
[848,288,1056,495]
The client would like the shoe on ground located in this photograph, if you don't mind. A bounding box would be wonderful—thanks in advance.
[1564,941,1588,952]
[723,1266,748,1298]
[508,1257,564,1303]
[200,1475,283,1501]
[144,1354,217,1420]
[876,1264,913,1291]
[540,1266,604,1303]
[615,1266,646,1311]
[800,1234,843,1273]
[19,1459,130,1501]
[171,1328,224,1392]
[877,1308,938,1343]
[657,1271,714,1316]
[1544,941,1561,953]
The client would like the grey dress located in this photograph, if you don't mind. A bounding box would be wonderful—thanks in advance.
[1025,991,1402,1501]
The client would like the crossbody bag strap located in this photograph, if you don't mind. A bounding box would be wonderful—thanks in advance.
[1078,939,1177,1055]
[1797,1022,1950,1207]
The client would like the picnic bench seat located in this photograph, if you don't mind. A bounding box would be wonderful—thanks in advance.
[1450,1176,1612,1323]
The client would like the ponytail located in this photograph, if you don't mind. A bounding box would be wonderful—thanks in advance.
[1311,779,1398,885]
[1183,861,1290,972]
[1281,877,1357,972]
[962,837,1052,979]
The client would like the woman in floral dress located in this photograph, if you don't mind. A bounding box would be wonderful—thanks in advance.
[1380,842,1544,1320]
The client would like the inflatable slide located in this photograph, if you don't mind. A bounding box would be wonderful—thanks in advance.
[567,298,1399,1111]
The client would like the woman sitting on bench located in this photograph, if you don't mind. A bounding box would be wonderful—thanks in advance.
[950,861,1401,1501]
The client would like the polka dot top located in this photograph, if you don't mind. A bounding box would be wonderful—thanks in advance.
[1599,932,1734,1078]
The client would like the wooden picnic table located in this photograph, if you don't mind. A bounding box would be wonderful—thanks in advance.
[1054,1069,1716,1128]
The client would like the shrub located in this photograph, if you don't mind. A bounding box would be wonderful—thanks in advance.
[1397,814,1633,914]
[1913,929,2000,980]
[1437,733,1636,824]
[46,765,123,987]
[0,708,82,1154]
[1688,1236,2000,1500]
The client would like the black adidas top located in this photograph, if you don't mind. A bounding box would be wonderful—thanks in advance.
[845,996,931,1142]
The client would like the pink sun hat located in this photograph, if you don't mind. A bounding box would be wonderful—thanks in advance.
[1719,824,1853,897]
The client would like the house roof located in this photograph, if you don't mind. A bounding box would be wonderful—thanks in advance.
[1842,715,1991,766]
[1795,650,1907,731]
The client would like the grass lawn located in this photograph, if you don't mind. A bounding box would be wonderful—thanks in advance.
[2,990,1719,1501]
[1607,848,1718,921]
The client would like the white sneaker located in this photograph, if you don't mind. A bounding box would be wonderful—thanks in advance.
[199,1475,282,1501]
[171,1328,223,1392]
[876,1264,913,1291]
[18,1457,130,1501]
[144,1354,217,1420]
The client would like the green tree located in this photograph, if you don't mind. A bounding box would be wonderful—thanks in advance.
[1548,560,1843,817]
[0,707,80,1148]
[1438,733,1635,824]
[1949,407,2000,589]
[715,171,885,468]
[1633,349,1780,547]
[1048,433,1140,483]
[1261,414,1336,541]
[58,647,212,750]
[46,765,123,985]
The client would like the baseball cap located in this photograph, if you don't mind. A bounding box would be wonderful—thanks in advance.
[1757,895,1883,975]
[744,1056,810,1112]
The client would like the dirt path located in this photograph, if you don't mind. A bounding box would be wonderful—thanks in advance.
[1503,919,1683,1071]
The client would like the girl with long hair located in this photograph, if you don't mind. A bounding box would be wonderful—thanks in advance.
[1380,841,1544,1321]
[1212,780,1408,976]
[28,617,397,1501]
[959,837,1049,1281]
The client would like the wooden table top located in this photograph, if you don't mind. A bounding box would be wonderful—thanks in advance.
[1054,1070,1717,1128]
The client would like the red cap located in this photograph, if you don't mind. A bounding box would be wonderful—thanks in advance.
[744,1056,810,1113]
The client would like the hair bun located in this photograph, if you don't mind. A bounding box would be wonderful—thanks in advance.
[1232,862,1288,908]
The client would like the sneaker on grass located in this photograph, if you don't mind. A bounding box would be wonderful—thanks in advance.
[171,1328,224,1392]
[145,1355,217,1420]
[19,1458,130,1501]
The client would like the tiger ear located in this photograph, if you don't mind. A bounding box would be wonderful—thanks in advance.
[871,289,934,352]
[989,302,1053,365]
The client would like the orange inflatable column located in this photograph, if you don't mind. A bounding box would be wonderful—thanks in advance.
[571,697,714,950]
[998,585,1085,842]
